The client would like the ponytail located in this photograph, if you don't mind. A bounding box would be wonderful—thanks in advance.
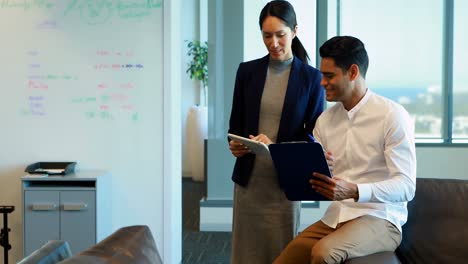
[292,36,309,63]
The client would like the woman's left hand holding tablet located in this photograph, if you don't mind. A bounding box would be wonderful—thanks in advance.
[229,139,251,157]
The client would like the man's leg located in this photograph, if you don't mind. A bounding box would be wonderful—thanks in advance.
[273,220,334,264]
[311,215,401,264]
[274,215,401,264]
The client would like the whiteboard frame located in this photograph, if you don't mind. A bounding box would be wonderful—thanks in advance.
[163,0,182,263]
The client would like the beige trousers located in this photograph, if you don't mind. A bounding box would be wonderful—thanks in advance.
[273,215,401,264]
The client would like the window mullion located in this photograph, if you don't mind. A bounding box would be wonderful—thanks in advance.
[442,0,454,143]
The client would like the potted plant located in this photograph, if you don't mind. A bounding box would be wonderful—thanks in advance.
[185,40,208,182]
[186,40,208,106]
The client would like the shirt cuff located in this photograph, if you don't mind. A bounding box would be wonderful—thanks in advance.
[357,183,372,202]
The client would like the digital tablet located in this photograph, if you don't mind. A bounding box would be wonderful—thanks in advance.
[269,142,332,201]
[228,133,270,156]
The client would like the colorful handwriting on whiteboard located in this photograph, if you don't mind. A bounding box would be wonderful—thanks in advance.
[83,111,138,121]
[0,0,55,10]
[28,80,48,90]
[21,95,46,116]
[28,75,76,80]
[1,0,161,25]
[94,49,142,70]
[83,111,139,121]
[22,48,140,121]
[35,20,58,30]
[96,83,135,90]
[94,64,144,70]
[63,0,162,25]
[96,50,134,57]
[71,80,138,121]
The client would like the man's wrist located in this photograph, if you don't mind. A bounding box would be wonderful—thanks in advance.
[353,183,359,201]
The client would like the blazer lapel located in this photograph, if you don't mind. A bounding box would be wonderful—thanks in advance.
[245,55,269,136]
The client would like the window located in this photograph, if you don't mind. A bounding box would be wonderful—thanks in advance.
[339,0,444,141]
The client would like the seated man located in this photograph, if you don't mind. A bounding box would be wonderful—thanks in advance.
[274,36,417,264]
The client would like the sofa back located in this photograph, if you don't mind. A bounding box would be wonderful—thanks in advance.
[59,225,162,264]
[396,178,468,264]
[17,240,72,264]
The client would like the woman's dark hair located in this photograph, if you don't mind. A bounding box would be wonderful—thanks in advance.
[319,36,369,78]
[259,0,309,63]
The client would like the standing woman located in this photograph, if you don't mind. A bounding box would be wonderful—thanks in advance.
[228,1,325,263]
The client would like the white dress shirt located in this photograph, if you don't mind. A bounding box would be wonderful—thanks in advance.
[313,90,416,232]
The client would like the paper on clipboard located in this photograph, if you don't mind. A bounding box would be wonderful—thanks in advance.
[228,133,270,156]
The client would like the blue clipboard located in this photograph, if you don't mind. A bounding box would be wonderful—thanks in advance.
[269,142,332,201]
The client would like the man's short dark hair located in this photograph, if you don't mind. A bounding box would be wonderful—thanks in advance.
[319,36,369,78]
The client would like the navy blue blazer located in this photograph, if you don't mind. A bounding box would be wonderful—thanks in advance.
[228,55,324,187]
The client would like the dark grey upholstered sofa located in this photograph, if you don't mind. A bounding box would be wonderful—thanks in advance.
[345,178,468,264]
[18,225,162,264]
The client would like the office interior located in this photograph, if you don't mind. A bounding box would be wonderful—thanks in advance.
[1,0,467,263]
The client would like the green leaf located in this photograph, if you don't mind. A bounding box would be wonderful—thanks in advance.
[186,40,208,88]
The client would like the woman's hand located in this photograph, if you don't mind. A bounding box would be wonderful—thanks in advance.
[229,139,251,157]
[229,133,273,157]
[249,133,273,145]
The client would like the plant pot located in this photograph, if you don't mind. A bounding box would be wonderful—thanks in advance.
[186,105,208,181]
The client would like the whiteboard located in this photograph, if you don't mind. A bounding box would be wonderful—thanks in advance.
[0,1,165,262]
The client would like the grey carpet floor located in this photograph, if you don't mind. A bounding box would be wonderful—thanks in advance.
[182,178,231,264]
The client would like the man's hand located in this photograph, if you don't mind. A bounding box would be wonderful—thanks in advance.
[325,151,335,173]
[309,173,359,201]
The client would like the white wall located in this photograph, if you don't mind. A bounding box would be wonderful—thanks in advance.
[416,147,468,179]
